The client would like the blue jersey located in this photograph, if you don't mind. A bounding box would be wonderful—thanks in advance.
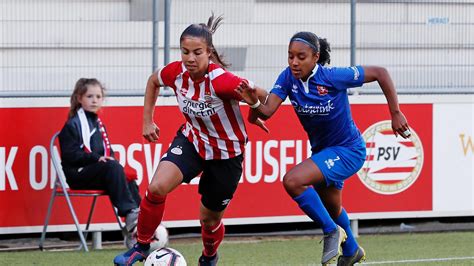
[271,64,365,153]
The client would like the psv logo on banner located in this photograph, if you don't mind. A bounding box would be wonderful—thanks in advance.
[357,120,424,195]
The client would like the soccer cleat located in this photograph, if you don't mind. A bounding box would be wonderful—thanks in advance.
[198,253,219,266]
[113,243,150,266]
[321,225,347,265]
[337,246,366,266]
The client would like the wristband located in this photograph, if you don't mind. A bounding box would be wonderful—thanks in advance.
[249,100,261,109]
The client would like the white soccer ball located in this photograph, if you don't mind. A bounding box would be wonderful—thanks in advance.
[144,247,187,266]
[149,224,169,251]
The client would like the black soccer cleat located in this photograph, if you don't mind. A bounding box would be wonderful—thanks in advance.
[198,253,219,266]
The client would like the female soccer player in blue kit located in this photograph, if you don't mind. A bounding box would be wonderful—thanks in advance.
[236,32,411,265]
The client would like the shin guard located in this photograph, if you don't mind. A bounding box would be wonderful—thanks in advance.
[136,189,166,244]
[201,221,225,257]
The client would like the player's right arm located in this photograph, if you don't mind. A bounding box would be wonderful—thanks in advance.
[143,71,162,143]
[236,81,284,120]
[363,66,410,138]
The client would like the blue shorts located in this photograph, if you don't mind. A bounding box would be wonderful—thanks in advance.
[311,141,366,190]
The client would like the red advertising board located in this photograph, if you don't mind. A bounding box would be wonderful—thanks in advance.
[346,104,432,212]
[0,103,432,232]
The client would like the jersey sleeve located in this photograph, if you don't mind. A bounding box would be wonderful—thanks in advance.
[270,69,290,101]
[157,61,182,89]
[327,65,365,90]
[212,71,245,101]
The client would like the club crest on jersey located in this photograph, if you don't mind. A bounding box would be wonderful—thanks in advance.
[204,95,213,103]
[171,146,183,155]
[204,92,213,103]
[317,85,328,95]
[357,120,424,195]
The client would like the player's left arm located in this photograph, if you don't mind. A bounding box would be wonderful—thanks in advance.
[213,72,269,133]
[363,66,411,139]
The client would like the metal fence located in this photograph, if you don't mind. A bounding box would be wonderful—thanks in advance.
[0,0,473,97]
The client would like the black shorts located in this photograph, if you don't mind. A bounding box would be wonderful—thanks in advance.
[161,131,243,212]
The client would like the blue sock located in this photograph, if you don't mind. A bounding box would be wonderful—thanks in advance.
[335,208,358,256]
[293,187,336,234]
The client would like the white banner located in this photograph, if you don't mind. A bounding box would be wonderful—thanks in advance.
[433,103,474,212]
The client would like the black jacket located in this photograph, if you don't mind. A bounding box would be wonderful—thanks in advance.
[58,111,115,176]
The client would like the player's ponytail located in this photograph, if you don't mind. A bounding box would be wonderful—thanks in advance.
[206,12,223,35]
[205,13,228,68]
[180,13,229,68]
[318,37,331,66]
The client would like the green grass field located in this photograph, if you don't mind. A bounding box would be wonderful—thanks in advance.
[1,232,473,265]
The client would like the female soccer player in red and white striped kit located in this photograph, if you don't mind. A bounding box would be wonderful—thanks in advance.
[114,14,267,266]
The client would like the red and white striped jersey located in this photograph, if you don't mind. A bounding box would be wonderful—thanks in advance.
[158,61,248,160]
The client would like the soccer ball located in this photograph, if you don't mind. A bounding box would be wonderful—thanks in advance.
[144,247,187,266]
[150,224,169,251]
[125,223,169,249]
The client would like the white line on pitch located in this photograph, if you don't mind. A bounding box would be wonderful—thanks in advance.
[362,256,474,264]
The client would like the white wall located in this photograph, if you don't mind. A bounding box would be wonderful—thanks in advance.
[0,0,473,95]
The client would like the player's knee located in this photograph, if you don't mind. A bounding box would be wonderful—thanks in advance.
[200,216,220,230]
[282,173,300,191]
[147,181,168,196]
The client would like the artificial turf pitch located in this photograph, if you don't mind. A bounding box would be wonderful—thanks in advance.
[1,231,473,265]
